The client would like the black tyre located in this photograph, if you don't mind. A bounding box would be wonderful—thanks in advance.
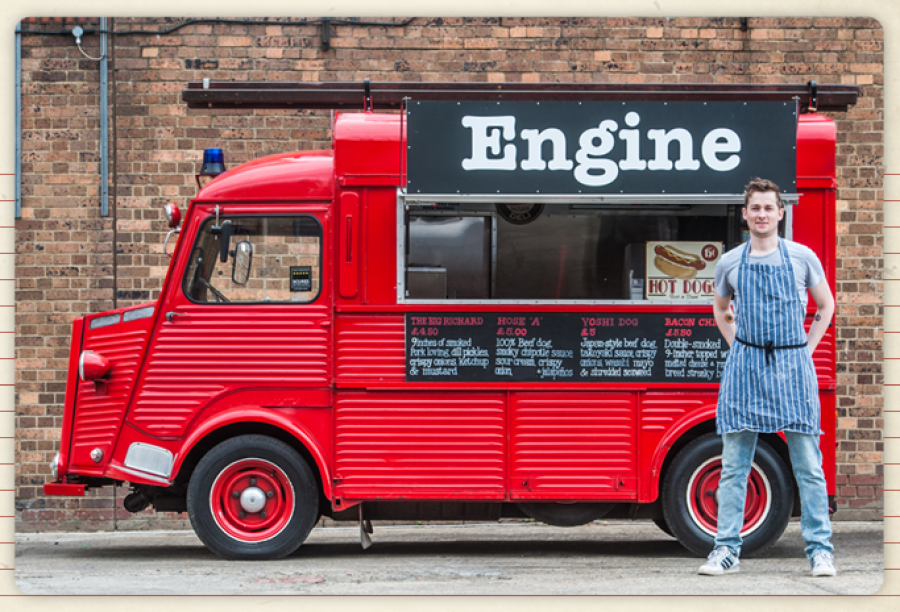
[652,516,674,537]
[661,433,793,557]
[517,502,615,527]
[187,435,319,560]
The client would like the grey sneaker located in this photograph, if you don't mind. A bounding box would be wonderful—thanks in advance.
[698,547,740,575]
[810,550,836,577]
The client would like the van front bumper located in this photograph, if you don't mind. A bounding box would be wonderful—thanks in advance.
[43,452,85,496]
[43,482,85,496]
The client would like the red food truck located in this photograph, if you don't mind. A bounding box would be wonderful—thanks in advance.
[43,82,856,560]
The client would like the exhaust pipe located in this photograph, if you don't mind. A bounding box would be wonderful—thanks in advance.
[123,489,150,513]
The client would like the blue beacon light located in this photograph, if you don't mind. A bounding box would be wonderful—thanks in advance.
[200,148,226,177]
[197,148,226,189]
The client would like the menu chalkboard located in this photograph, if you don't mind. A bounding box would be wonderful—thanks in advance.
[406,313,729,383]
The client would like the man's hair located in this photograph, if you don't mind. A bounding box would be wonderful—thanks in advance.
[743,177,783,209]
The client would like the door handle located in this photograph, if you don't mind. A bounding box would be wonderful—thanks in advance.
[166,311,184,322]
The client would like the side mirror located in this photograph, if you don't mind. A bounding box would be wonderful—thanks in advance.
[232,241,253,285]
[211,219,233,263]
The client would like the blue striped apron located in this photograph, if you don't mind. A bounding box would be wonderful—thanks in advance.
[717,238,820,434]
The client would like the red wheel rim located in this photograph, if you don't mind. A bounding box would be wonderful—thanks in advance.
[210,459,295,542]
[686,456,772,537]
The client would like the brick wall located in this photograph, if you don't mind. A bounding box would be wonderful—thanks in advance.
[15,16,883,531]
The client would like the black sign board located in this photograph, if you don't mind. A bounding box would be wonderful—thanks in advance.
[290,266,312,292]
[406,101,796,195]
[406,312,729,383]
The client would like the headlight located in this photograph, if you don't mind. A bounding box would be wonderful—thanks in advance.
[164,202,181,229]
[51,452,60,481]
[79,350,112,382]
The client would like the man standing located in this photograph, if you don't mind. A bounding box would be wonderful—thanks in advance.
[698,177,836,577]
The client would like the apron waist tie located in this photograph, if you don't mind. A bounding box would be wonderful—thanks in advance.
[734,336,808,366]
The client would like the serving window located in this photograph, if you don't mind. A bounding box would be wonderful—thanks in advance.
[399,196,790,303]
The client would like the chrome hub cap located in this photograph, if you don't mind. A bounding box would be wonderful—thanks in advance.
[239,487,267,513]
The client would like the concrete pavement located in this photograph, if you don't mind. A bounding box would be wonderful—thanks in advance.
[13,520,885,595]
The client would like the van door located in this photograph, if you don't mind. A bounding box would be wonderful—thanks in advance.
[126,207,332,439]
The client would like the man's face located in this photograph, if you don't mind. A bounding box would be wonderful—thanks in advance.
[743,191,784,239]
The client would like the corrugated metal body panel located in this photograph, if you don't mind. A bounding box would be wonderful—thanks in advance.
[819,392,837,495]
[509,392,637,499]
[639,394,705,434]
[334,315,406,383]
[338,191,360,299]
[334,392,506,499]
[362,188,399,305]
[638,392,716,502]
[70,326,151,471]
[808,320,836,387]
[129,305,331,437]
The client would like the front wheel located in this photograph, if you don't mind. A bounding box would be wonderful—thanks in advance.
[187,435,319,560]
[661,433,793,557]
[652,516,674,537]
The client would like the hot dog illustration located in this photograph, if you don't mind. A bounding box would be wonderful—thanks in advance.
[653,244,706,280]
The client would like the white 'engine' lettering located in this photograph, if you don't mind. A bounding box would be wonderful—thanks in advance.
[460,112,742,186]
[646,128,701,171]
[461,116,517,170]
[520,128,574,171]
[702,128,742,171]
[574,120,619,186]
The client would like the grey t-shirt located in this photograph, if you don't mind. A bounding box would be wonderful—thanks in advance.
[714,241,826,307]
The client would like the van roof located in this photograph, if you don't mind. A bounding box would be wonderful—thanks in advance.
[195,150,334,202]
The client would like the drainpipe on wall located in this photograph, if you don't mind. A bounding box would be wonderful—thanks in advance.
[110,18,117,311]
[74,19,109,215]
[100,17,109,217]
[15,24,21,219]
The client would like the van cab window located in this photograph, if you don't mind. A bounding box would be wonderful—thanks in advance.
[184,215,322,304]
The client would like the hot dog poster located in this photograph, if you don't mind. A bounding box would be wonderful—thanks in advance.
[646,241,722,300]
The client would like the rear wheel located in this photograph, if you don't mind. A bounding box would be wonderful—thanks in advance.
[187,435,318,560]
[661,433,792,557]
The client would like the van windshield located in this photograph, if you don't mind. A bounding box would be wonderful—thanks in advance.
[184,215,322,304]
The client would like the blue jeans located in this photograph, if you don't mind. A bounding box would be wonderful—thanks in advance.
[714,430,833,558]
